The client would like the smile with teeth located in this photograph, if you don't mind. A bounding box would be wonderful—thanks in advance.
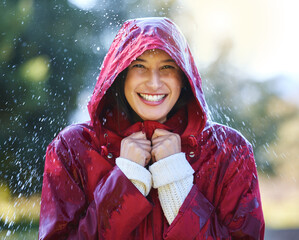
[139,93,167,102]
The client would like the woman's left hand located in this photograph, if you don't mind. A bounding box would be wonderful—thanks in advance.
[151,129,181,162]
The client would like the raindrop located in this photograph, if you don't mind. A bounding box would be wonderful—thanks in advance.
[102,117,107,125]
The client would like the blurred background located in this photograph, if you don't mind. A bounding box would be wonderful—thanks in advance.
[1,0,298,239]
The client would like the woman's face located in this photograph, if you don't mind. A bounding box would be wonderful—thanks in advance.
[124,49,183,123]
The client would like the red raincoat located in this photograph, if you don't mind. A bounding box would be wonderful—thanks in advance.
[39,17,265,239]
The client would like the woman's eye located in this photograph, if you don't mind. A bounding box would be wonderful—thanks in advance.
[161,65,175,70]
[132,64,145,68]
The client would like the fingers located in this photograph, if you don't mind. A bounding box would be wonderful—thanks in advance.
[125,131,151,151]
[121,129,181,165]
[151,141,163,159]
[151,134,167,145]
[145,152,152,165]
[121,137,151,153]
[129,131,147,140]
[151,129,181,161]
[151,148,157,163]
[152,128,170,140]
[134,139,151,146]
[140,142,152,152]
[152,131,180,146]
[120,131,152,166]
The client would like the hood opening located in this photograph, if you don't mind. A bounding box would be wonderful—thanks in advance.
[98,67,194,133]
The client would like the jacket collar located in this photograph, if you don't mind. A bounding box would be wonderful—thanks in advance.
[120,107,188,140]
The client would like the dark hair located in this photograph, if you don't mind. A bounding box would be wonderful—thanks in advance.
[106,68,192,123]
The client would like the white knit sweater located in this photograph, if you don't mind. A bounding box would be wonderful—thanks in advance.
[116,152,194,224]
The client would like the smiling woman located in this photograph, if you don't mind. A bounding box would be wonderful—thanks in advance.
[39,17,264,239]
[124,49,183,123]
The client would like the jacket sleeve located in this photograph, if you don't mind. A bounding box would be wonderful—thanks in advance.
[39,135,153,240]
[162,145,265,240]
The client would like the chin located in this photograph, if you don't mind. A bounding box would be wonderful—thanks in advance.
[141,115,166,123]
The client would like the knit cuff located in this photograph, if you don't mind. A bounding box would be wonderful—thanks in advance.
[116,157,152,196]
[149,152,194,188]
[158,175,194,224]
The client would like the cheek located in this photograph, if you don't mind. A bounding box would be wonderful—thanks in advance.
[124,76,140,109]
[173,78,183,97]
[124,76,134,98]
[124,82,129,100]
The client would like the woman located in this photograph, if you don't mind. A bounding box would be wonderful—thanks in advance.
[39,17,264,239]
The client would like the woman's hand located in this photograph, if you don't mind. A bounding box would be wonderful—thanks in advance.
[120,131,152,167]
[151,129,181,162]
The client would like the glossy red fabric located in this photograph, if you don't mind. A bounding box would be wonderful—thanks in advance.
[39,17,265,239]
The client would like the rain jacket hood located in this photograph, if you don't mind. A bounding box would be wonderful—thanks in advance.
[39,17,264,240]
[88,17,208,139]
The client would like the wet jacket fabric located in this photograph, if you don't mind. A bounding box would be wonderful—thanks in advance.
[39,17,265,239]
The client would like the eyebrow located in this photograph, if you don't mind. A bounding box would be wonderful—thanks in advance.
[134,58,176,63]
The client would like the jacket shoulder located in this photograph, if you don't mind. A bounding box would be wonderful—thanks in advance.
[201,122,257,185]
[204,122,252,149]
[47,121,96,150]
[201,122,255,170]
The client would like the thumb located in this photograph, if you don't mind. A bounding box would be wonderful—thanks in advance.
[152,128,170,140]
[130,131,147,139]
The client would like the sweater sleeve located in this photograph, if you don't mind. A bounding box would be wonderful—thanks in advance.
[149,152,194,224]
[116,157,152,196]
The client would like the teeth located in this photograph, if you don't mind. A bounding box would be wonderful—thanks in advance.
[139,93,166,102]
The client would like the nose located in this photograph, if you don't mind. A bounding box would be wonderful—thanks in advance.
[146,70,163,90]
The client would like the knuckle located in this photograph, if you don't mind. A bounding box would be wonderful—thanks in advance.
[127,141,136,148]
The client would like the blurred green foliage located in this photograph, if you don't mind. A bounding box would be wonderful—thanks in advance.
[0,230,38,240]
[1,0,92,196]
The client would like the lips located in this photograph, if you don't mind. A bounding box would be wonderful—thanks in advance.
[138,93,167,105]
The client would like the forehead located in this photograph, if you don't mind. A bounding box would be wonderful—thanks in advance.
[137,49,172,60]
